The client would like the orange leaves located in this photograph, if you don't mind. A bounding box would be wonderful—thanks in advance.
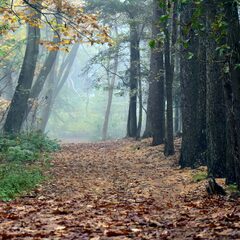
[1,140,239,239]
[1,0,112,50]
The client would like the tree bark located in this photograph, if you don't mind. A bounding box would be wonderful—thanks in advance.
[222,0,240,187]
[195,11,207,165]
[179,2,203,168]
[206,1,227,177]
[136,53,142,139]
[164,1,176,156]
[3,7,41,134]
[149,0,165,146]
[127,21,139,138]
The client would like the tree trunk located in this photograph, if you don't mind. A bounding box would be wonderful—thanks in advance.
[3,8,41,134]
[223,0,240,188]
[102,47,119,140]
[164,1,176,156]
[39,63,57,132]
[195,11,207,165]
[149,0,165,146]
[136,56,142,139]
[206,2,227,177]
[40,44,79,132]
[142,104,152,138]
[127,21,139,138]
[179,2,202,168]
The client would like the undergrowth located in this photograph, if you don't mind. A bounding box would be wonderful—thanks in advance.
[226,184,238,193]
[0,132,60,201]
[192,171,208,182]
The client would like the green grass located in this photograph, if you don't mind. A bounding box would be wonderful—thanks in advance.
[0,163,45,201]
[192,172,208,182]
[0,132,60,201]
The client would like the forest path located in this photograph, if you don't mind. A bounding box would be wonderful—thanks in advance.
[1,139,240,239]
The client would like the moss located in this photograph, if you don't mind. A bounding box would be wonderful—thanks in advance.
[192,172,208,182]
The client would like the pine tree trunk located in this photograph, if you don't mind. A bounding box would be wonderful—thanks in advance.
[164,0,176,156]
[223,0,240,188]
[206,2,227,177]
[195,14,207,165]
[149,0,165,146]
[179,3,201,168]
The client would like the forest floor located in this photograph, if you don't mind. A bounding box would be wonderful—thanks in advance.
[0,139,240,240]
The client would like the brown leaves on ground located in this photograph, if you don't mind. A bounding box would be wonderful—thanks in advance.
[0,139,240,239]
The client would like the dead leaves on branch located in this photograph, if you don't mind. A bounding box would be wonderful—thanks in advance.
[0,139,240,239]
[0,0,112,50]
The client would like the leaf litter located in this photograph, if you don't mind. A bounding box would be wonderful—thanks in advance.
[0,138,240,239]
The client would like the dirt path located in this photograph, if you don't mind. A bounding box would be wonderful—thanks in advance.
[0,139,240,239]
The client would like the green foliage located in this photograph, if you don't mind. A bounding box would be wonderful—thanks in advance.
[192,171,207,182]
[159,14,169,23]
[0,132,59,201]
[149,39,156,48]
[0,163,44,201]
[0,132,60,163]
[6,146,37,162]
[226,184,238,193]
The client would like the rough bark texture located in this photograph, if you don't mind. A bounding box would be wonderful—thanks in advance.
[195,14,207,165]
[179,3,200,168]
[206,2,226,177]
[223,0,240,187]
[149,0,165,146]
[164,1,176,156]
[4,12,40,134]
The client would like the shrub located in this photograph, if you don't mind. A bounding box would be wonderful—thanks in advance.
[6,146,37,162]
[0,163,44,201]
[0,132,60,162]
[0,132,60,201]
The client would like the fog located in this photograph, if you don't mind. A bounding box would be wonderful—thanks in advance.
[45,44,145,142]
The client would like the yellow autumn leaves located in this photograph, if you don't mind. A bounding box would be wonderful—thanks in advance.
[0,0,112,50]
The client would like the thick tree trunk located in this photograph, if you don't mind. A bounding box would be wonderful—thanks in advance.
[179,3,201,168]
[149,0,165,146]
[4,10,41,134]
[164,1,176,156]
[206,2,227,177]
[195,14,207,165]
[223,0,240,188]
[127,22,139,138]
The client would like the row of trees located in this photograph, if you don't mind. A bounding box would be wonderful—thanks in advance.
[86,0,240,189]
[0,0,110,133]
[147,0,240,189]
[1,0,240,189]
